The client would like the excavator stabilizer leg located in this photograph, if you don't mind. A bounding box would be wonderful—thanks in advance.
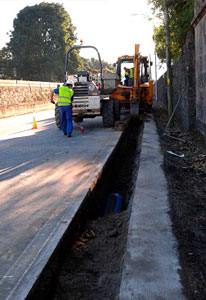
[130,99,139,116]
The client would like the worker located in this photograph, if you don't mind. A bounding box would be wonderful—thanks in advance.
[51,79,74,137]
[128,67,134,86]
[124,67,129,86]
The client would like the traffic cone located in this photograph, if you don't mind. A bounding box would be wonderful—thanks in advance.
[32,117,38,129]
[78,124,84,133]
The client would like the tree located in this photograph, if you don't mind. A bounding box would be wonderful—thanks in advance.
[149,0,194,62]
[0,47,13,78]
[81,57,115,72]
[4,2,81,81]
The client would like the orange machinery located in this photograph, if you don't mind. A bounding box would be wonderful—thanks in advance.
[110,44,153,113]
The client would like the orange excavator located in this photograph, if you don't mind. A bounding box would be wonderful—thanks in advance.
[109,44,153,116]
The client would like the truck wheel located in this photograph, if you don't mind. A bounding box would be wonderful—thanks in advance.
[102,100,115,127]
[55,103,61,129]
[113,99,121,121]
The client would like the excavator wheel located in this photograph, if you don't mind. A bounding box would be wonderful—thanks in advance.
[55,103,61,129]
[102,100,115,128]
[113,99,121,121]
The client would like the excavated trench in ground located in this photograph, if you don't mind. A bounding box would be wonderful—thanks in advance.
[26,116,143,300]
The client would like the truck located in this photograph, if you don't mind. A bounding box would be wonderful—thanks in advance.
[54,43,153,128]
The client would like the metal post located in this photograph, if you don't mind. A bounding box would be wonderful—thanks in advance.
[164,0,173,126]
[154,48,158,101]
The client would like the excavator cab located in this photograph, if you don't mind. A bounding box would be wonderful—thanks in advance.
[139,57,153,109]
[116,59,134,86]
[110,44,153,114]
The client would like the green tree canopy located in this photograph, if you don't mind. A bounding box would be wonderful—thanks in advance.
[81,57,115,72]
[4,2,82,81]
[0,47,13,78]
[149,0,194,62]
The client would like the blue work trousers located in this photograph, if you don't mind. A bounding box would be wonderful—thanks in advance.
[59,105,73,135]
[124,77,129,86]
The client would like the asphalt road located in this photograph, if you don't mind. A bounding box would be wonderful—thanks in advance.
[0,111,121,300]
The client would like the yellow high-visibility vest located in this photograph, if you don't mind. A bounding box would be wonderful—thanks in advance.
[58,87,74,107]
[129,68,134,79]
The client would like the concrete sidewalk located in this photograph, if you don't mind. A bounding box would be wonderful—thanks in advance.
[119,118,186,300]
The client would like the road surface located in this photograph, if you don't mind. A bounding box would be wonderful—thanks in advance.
[0,110,121,300]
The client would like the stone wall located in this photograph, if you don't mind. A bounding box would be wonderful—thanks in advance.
[0,80,60,118]
[192,0,206,134]
[195,0,205,14]
[155,31,196,130]
[172,31,196,130]
[156,73,167,108]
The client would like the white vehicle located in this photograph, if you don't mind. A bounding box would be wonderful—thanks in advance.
[54,44,120,128]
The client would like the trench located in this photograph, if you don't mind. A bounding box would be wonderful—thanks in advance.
[26,116,143,300]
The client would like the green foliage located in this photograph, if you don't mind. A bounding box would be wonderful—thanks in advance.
[1,2,115,81]
[149,0,194,62]
[148,0,164,11]
[3,2,81,81]
[0,47,13,78]
[81,57,115,72]
[153,25,166,63]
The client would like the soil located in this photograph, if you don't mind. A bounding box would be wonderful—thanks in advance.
[153,106,206,300]
[53,212,129,300]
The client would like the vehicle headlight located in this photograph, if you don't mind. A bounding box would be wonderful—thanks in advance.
[88,83,96,91]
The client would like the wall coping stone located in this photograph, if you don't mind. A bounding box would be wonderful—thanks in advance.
[0,79,61,88]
